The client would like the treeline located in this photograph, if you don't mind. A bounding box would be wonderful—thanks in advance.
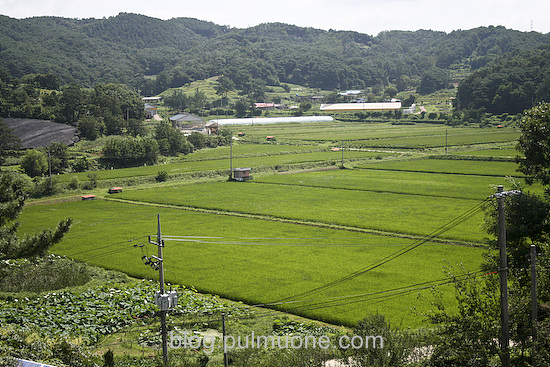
[2,13,549,96]
[457,45,550,114]
[0,72,144,131]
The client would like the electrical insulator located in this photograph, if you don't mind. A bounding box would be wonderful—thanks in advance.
[168,290,178,308]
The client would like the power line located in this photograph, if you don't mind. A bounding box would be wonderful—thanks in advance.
[279,269,494,313]
[271,198,489,305]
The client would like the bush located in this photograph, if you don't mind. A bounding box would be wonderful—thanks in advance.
[0,257,91,292]
[156,170,169,182]
[83,173,98,190]
[20,149,48,177]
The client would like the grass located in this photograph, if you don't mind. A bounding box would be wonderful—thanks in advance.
[18,198,487,327]
[14,121,524,330]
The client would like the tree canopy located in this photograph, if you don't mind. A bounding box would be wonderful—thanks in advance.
[457,46,550,115]
[1,14,549,94]
[0,172,71,260]
[516,102,550,186]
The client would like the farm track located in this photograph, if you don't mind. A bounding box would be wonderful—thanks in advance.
[103,196,482,248]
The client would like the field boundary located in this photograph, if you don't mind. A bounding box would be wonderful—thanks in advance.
[103,196,483,248]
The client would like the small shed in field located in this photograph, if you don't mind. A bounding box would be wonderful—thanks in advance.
[81,194,96,200]
[108,187,123,194]
[232,167,252,182]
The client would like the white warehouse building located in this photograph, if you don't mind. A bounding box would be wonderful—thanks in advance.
[205,116,334,133]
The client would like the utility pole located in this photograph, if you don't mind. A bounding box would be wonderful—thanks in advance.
[47,146,52,190]
[341,140,344,168]
[531,244,538,367]
[229,137,233,180]
[492,185,520,367]
[157,214,168,366]
[144,214,178,366]
[222,313,229,367]
[445,129,448,155]
[496,185,510,367]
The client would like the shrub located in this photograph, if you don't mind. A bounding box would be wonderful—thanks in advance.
[20,149,48,177]
[156,170,169,182]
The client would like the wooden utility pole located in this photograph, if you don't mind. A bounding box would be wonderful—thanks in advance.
[496,185,510,367]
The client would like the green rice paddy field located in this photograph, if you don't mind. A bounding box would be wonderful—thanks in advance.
[19,198,486,328]
[19,159,533,327]
[17,121,530,328]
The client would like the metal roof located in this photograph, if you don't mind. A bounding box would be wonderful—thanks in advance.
[320,102,402,111]
[170,113,204,122]
[206,116,334,126]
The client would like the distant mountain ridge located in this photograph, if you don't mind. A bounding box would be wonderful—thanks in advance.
[1,13,549,93]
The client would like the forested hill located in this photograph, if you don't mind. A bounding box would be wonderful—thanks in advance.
[1,12,550,95]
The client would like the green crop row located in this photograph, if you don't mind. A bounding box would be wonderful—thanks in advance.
[114,178,486,243]
[255,168,516,201]
[355,158,525,177]
[58,149,391,183]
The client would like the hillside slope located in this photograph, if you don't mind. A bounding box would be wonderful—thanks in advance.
[1,13,549,93]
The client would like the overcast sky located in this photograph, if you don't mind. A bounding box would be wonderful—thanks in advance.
[1,0,549,35]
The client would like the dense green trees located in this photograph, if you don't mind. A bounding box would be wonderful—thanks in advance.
[516,102,550,186]
[2,14,549,96]
[417,68,451,95]
[457,46,550,115]
[154,122,192,156]
[0,77,145,141]
[102,136,159,167]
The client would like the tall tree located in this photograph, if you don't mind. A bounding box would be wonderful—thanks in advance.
[0,172,71,260]
[516,102,550,187]
[0,118,21,163]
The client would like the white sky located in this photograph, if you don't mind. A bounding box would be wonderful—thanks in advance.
[1,0,549,35]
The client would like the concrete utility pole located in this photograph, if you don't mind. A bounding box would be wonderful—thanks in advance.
[145,214,173,366]
[230,137,233,180]
[496,185,510,367]
[222,313,229,367]
[341,140,345,168]
[531,244,538,367]
[492,185,521,367]
[157,214,168,366]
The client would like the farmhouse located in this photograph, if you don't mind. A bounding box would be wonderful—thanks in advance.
[402,103,417,114]
[144,103,158,119]
[320,101,402,111]
[170,113,205,132]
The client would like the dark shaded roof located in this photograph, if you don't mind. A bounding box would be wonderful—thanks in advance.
[4,118,79,149]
